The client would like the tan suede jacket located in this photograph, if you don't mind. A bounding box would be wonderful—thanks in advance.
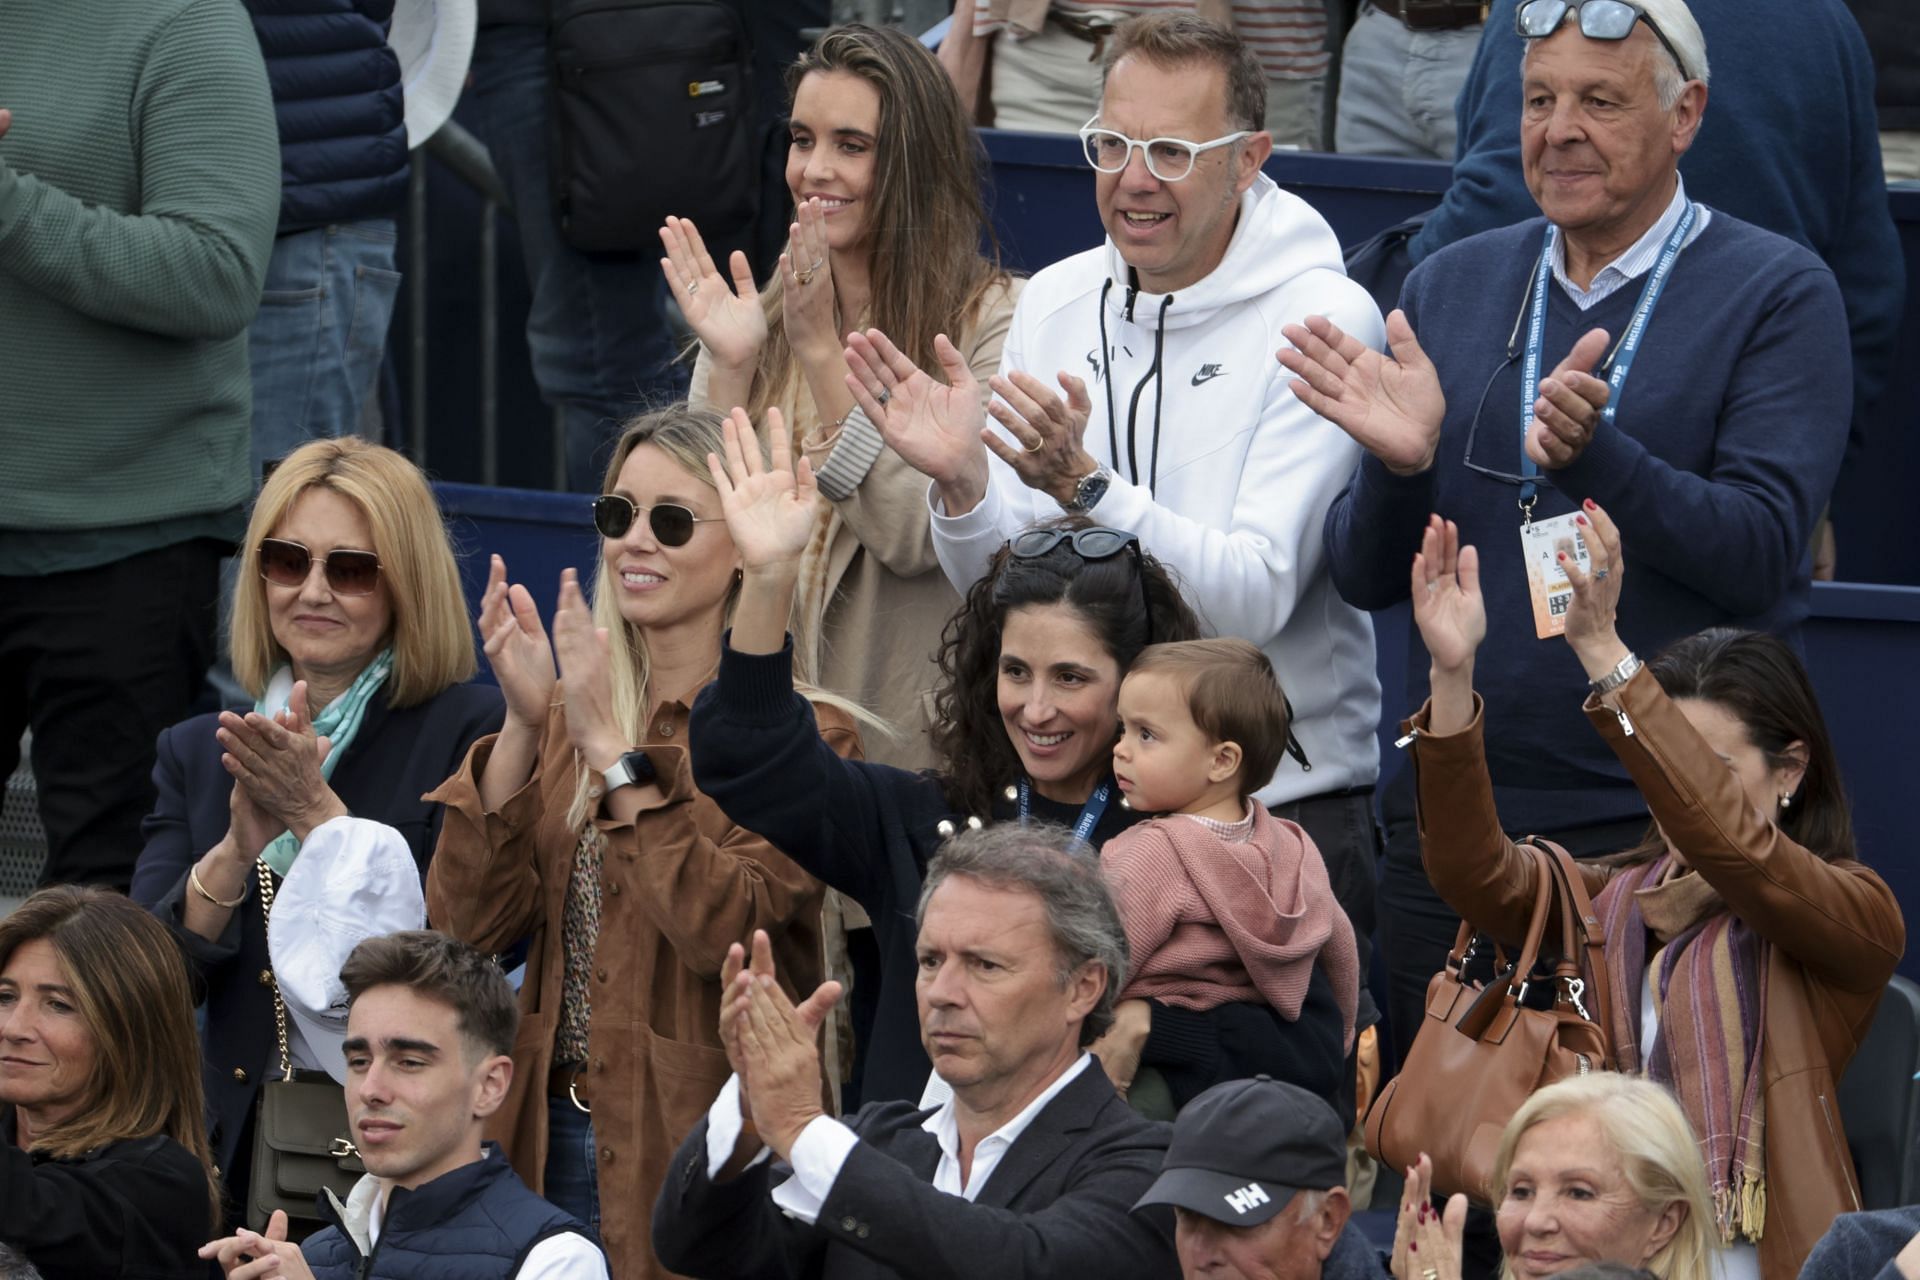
[1405,666,1904,1280]
[425,688,859,1279]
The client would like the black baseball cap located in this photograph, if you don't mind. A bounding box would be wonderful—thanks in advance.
[1133,1076,1347,1227]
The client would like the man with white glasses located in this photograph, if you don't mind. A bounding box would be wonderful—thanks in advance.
[851,11,1388,1073]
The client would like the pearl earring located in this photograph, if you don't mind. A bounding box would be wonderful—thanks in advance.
[1779,792,1793,810]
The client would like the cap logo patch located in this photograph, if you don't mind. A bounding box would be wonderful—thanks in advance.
[1224,1183,1270,1215]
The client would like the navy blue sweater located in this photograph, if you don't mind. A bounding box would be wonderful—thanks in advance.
[689,641,1345,1113]
[1408,0,1902,450]
[1327,212,1850,835]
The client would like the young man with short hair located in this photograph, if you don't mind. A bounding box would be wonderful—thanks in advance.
[202,930,606,1280]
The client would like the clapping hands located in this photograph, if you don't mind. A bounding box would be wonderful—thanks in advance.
[477,556,621,766]
[706,406,818,571]
[1280,311,1447,477]
[718,930,843,1161]
[844,328,989,500]
[1390,1155,1467,1280]
[660,214,768,372]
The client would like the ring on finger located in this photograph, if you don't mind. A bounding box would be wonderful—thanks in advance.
[1021,434,1043,454]
[687,281,700,295]
[1593,568,1610,581]
[876,388,890,406]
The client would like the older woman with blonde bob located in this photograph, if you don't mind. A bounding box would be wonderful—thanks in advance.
[1392,1075,1717,1280]
[131,436,503,1220]
[2,886,222,1279]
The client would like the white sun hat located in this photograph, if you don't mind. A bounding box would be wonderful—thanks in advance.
[268,816,428,1084]
[389,0,478,148]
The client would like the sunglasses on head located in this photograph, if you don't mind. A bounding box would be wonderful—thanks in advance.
[590,495,721,546]
[1008,526,1156,647]
[1513,0,1691,80]
[257,538,383,596]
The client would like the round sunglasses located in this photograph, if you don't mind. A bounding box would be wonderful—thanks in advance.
[590,494,723,546]
[257,538,383,596]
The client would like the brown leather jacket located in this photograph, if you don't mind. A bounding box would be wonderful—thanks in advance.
[1405,666,1904,1280]
[425,686,859,1279]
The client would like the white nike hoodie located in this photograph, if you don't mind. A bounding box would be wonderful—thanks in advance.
[930,173,1386,803]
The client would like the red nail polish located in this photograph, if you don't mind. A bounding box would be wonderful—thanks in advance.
[1584,498,1596,510]
[1575,514,1588,525]
[1557,552,1567,562]
[1411,1241,1419,1254]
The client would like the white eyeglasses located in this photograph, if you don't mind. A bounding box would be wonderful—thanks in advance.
[1077,114,1252,182]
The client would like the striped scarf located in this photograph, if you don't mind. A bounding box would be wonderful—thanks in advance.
[1595,854,1768,1245]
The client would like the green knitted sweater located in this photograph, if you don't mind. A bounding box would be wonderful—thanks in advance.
[0,0,280,572]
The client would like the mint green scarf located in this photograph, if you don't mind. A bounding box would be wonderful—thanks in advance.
[256,649,394,876]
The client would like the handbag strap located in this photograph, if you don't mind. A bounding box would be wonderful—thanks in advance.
[1504,844,1557,996]
[255,860,294,1083]
[1454,847,1555,1040]
[1529,839,1611,1030]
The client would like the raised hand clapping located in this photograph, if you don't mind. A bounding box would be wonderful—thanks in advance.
[706,406,818,571]
[478,553,557,731]
[660,214,768,372]
[845,328,989,508]
[1279,310,1446,476]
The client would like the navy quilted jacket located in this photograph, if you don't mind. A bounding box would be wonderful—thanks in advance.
[246,0,409,229]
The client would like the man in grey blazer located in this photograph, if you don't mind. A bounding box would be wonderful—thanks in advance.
[652,825,1179,1280]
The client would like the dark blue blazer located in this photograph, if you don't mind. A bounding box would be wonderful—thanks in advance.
[651,1061,1177,1280]
[129,682,503,1180]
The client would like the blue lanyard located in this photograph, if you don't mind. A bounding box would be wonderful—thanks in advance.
[1016,777,1114,846]
[1518,202,1695,515]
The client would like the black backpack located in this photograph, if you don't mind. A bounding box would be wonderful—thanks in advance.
[547,0,756,252]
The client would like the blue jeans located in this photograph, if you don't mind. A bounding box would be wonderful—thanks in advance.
[247,220,402,482]
[467,23,686,491]
[543,1094,602,1234]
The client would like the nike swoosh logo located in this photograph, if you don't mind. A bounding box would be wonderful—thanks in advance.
[1191,370,1225,386]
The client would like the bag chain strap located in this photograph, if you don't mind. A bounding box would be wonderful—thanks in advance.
[255,860,295,1083]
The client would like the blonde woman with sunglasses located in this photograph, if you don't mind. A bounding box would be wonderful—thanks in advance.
[130,436,504,1227]
[425,405,861,1280]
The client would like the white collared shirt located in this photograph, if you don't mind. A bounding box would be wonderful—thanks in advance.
[703,1054,1095,1224]
[1549,177,1712,310]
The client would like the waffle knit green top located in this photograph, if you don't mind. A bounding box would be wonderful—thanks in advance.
[0,0,280,574]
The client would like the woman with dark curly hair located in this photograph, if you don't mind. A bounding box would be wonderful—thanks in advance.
[689,411,1348,1112]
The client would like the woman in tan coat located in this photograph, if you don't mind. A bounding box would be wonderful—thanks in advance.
[425,407,858,1279]
[660,23,1019,771]
[1400,505,1902,1280]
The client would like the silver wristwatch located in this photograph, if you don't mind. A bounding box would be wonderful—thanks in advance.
[1589,651,1643,694]
[602,749,657,793]
[1062,465,1114,514]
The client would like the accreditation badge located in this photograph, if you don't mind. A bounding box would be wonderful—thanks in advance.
[1518,510,1592,639]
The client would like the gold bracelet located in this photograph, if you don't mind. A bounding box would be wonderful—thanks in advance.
[189,864,248,910]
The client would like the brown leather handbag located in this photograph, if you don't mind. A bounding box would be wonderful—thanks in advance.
[1364,840,1613,1205]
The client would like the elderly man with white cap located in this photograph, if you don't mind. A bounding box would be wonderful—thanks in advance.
[1135,1076,1383,1280]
